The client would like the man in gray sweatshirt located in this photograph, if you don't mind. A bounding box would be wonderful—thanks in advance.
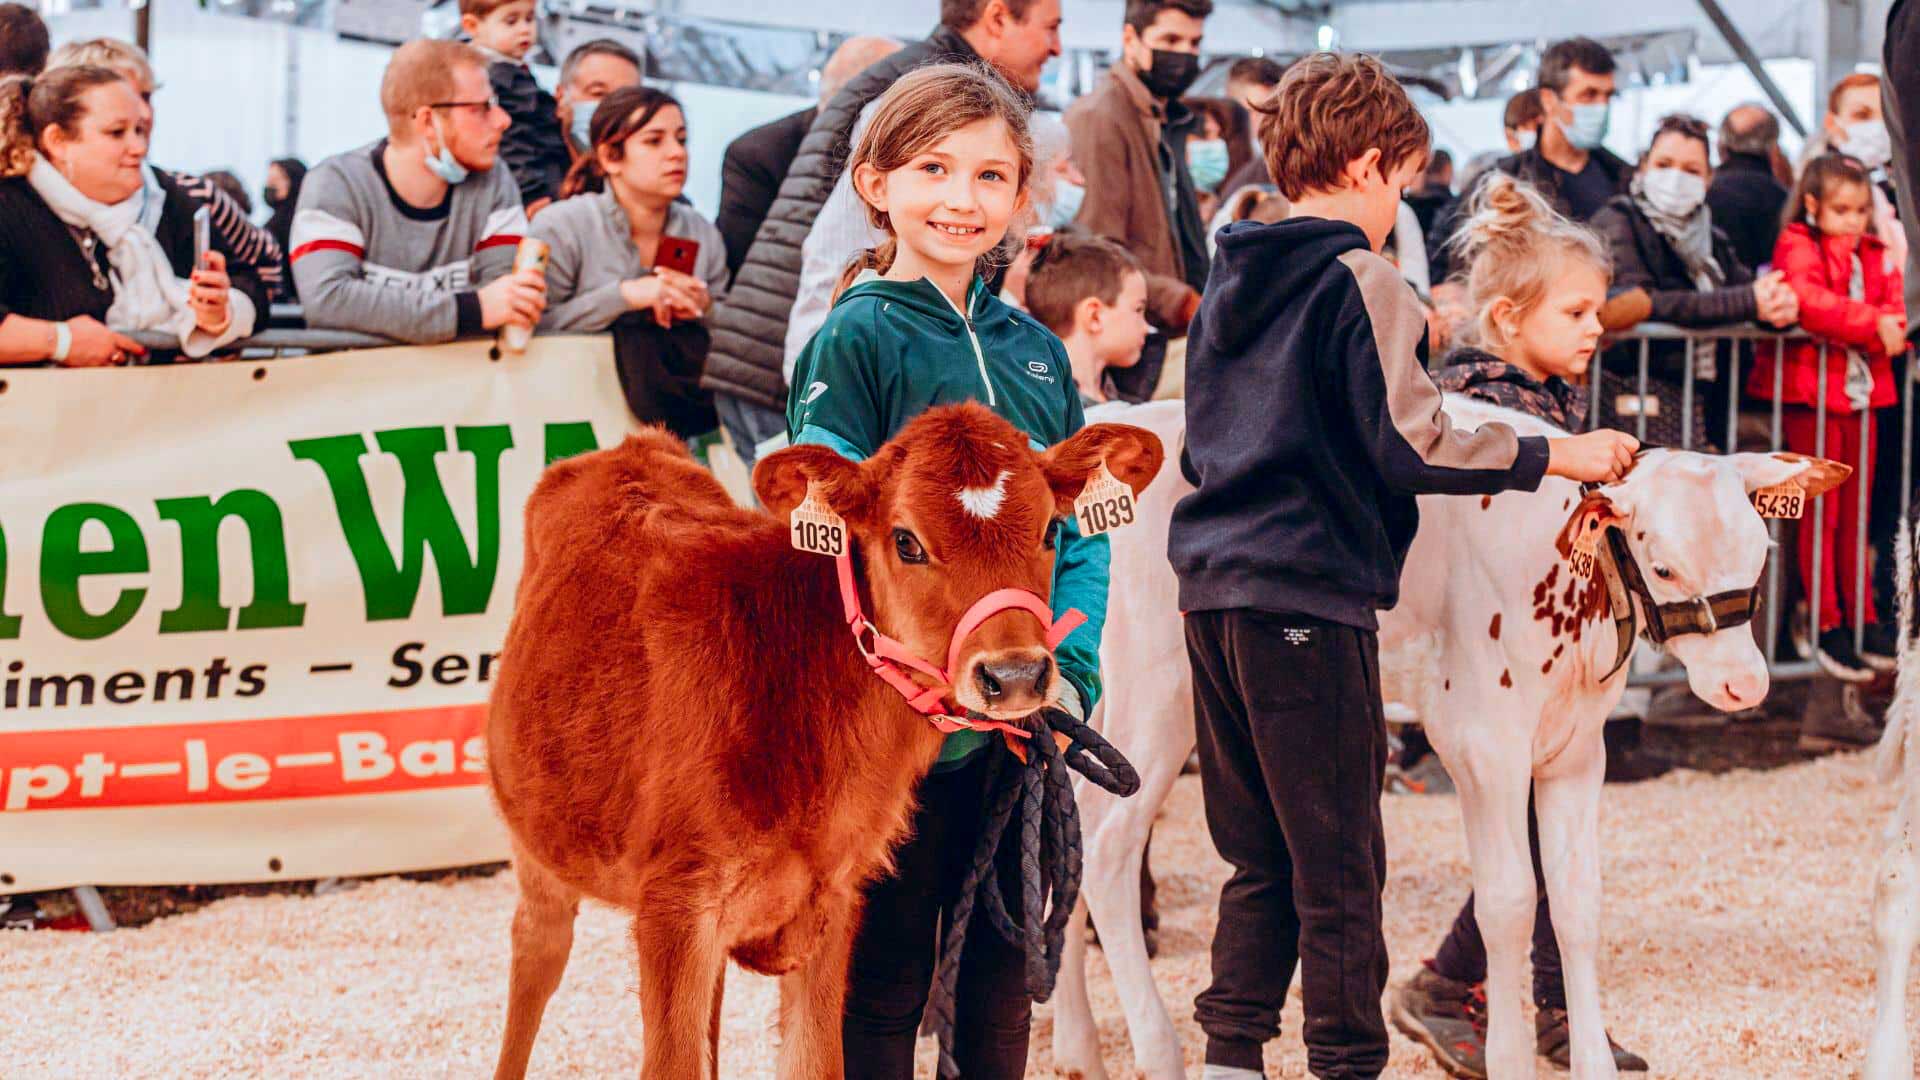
[291,39,546,343]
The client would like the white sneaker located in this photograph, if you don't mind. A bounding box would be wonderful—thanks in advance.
[1201,1066,1263,1080]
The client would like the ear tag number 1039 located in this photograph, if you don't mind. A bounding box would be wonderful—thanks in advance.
[1074,461,1137,538]
[1751,482,1805,520]
[791,481,847,557]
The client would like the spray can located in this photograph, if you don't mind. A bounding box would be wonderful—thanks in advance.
[498,236,549,355]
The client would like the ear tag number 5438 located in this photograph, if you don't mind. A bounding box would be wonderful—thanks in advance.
[791,481,847,557]
[1074,461,1137,538]
[1568,511,1604,579]
[1751,482,1805,520]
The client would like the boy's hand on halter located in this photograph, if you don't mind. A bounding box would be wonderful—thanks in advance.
[1547,429,1639,484]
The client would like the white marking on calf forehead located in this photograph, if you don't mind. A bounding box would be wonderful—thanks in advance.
[1626,453,1772,590]
[956,470,1012,519]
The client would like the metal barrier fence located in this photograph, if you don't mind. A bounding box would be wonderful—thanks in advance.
[1598,323,1912,687]
[125,319,1906,688]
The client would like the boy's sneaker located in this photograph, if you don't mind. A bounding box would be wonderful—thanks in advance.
[1535,1007,1648,1072]
[1862,622,1899,672]
[1817,628,1876,683]
[1389,966,1487,1079]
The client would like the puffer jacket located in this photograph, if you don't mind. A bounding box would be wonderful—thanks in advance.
[1747,221,1905,412]
[700,24,979,410]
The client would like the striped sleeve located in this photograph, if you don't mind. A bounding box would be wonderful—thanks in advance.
[289,207,366,262]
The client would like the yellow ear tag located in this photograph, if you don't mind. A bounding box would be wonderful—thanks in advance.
[1568,510,1605,579]
[1072,461,1138,538]
[1751,482,1806,520]
[790,481,848,557]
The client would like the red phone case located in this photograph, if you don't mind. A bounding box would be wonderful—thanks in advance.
[657,235,700,276]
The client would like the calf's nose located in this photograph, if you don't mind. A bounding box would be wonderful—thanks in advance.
[974,656,1051,704]
[1722,669,1769,708]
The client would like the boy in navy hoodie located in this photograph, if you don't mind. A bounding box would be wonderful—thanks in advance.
[1168,53,1639,1079]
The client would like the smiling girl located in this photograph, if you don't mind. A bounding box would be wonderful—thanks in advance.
[784,63,1107,1078]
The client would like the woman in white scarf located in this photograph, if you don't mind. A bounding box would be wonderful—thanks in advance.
[0,66,252,366]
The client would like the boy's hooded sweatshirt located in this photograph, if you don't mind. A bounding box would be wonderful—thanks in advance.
[788,272,1109,767]
[1170,218,1550,630]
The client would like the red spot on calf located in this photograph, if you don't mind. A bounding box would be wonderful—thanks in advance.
[1488,613,1502,640]
[1541,658,1554,674]
[1481,495,1492,510]
[1499,669,1513,689]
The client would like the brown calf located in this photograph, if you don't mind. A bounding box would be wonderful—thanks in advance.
[486,404,1163,1078]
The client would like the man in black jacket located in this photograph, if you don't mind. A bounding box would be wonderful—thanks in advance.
[701,0,1061,471]
[715,36,901,282]
[1430,38,1628,284]
[1706,104,1790,272]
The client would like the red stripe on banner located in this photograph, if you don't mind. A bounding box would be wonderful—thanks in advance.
[290,239,366,262]
[0,705,489,812]
[475,234,523,252]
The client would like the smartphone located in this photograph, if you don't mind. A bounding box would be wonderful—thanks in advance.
[656,235,700,277]
[192,204,212,268]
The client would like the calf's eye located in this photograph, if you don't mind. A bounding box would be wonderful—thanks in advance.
[894,528,928,564]
[1043,520,1061,548]
[1652,564,1674,580]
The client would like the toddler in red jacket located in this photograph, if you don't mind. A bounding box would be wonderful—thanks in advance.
[1748,153,1909,679]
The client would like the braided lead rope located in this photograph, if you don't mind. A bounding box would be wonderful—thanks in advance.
[922,709,1140,1078]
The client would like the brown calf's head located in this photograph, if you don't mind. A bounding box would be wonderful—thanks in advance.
[756,404,1163,720]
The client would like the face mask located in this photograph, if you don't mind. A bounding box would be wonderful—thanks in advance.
[1047,178,1085,228]
[264,188,285,208]
[1562,101,1611,151]
[569,99,598,152]
[1137,49,1201,100]
[1640,167,1706,218]
[1837,119,1892,170]
[424,115,470,185]
[1188,139,1229,190]
[1514,127,1538,152]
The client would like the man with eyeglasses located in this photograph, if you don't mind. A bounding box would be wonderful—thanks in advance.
[293,39,545,344]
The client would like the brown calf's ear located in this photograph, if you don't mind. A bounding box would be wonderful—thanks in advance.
[1039,423,1166,517]
[753,444,878,524]
[1728,452,1853,499]
[1770,452,1853,498]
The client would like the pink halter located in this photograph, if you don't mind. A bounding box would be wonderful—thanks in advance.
[836,550,1086,740]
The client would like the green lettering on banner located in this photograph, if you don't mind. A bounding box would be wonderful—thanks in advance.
[0,521,21,639]
[542,422,600,465]
[155,490,307,633]
[41,503,149,640]
[290,425,514,620]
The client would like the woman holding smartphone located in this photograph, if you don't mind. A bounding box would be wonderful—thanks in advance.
[0,66,257,366]
[530,85,727,333]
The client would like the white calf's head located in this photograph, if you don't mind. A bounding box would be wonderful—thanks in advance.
[1590,450,1851,712]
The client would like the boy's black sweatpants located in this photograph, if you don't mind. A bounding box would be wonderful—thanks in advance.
[1186,608,1390,1079]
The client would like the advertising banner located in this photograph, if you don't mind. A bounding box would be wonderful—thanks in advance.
[0,338,637,893]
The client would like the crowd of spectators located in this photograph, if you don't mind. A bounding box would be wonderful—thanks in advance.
[0,0,1914,507]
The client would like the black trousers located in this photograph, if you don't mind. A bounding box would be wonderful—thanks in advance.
[1429,797,1566,1010]
[843,749,1030,1079]
[1186,609,1391,1079]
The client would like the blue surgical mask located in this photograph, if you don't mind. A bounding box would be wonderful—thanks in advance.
[1563,102,1611,151]
[569,99,598,152]
[1514,127,1538,153]
[1048,179,1085,228]
[1188,138,1229,191]
[424,115,470,185]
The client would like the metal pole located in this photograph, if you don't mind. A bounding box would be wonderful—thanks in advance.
[135,0,151,54]
[1681,336,1696,451]
[1694,0,1809,137]
[1636,337,1651,444]
[1768,338,1786,664]
[1857,402,1871,649]
[1812,345,1829,656]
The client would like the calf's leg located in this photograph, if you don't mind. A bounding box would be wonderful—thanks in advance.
[1867,782,1920,1080]
[1534,749,1616,1079]
[633,907,724,1078]
[777,894,859,1080]
[493,849,582,1080]
[1059,671,1192,1080]
[1448,734,1536,1080]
